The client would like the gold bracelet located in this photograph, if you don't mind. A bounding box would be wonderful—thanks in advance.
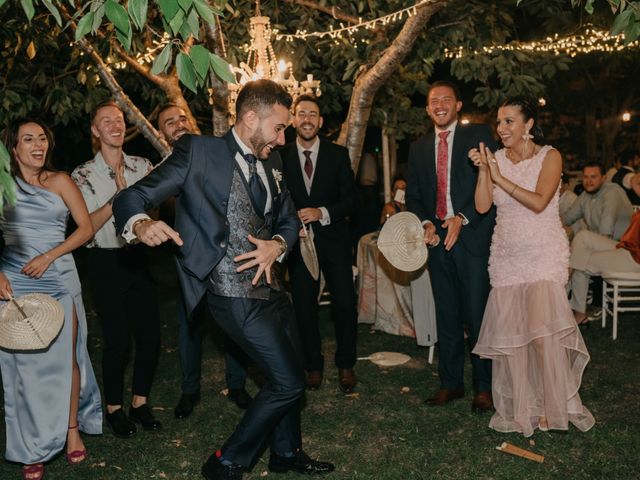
[510,184,518,196]
[132,218,152,235]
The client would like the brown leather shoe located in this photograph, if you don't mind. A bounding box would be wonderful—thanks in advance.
[471,392,494,413]
[306,371,323,390]
[424,388,464,406]
[338,368,357,393]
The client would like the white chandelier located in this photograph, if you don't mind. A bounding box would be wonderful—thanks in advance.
[226,0,321,119]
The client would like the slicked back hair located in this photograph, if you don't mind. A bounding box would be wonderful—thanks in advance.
[236,79,292,120]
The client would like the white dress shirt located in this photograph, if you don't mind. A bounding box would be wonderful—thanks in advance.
[296,137,330,225]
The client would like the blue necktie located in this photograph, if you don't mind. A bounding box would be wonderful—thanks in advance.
[244,153,267,214]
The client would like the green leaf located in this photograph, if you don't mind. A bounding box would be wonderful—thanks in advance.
[91,4,105,32]
[42,0,62,26]
[177,0,193,12]
[115,27,132,51]
[611,9,633,35]
[189,45,209,82]
[105,0,131,37]
[19,0,34,21]
[0,141,16,214]
[0,0,7,9]
[128,0,148,30]
[209,53,235,83]
[193,0,216,25]
[75,12,95,41]
[150,43,172,75]
[181,7,199,40]
[176,52,198,93]
[169,9,185,35]
[584,0,595,15]
[158,0,180,22]
[624,19,640,43]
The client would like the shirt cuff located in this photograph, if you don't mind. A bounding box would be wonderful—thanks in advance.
[318,207,331,226]
[122,213,151,244]
[456,212,469,225]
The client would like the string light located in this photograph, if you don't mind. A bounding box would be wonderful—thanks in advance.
[276,0,438,42]
[444,28,640,59]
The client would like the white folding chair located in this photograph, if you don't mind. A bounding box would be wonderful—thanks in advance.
[601,272,640,340]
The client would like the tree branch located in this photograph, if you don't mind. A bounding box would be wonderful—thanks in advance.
[285,0,361,25]
[338,0,449,171]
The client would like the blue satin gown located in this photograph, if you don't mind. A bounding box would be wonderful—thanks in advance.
[0,178,102,464]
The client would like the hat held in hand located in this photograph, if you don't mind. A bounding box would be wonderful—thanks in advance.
[377,212,428,272]
[0,293,64,351]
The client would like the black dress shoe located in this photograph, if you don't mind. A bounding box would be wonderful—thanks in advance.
[338,368,357,394]
[129,404,162,431]
[105,408,137,438]
[268,450,335,475]
[306,371,323,390]
[201,453,244,480]
[227,388,252,410]
[175,391,201,419]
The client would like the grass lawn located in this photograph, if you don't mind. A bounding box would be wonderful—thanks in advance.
[1,250,639,479]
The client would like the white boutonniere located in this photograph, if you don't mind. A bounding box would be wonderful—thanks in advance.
[272,168,283,194]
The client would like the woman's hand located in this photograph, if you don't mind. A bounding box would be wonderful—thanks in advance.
[0,272,13,300]
[21,253,54,279]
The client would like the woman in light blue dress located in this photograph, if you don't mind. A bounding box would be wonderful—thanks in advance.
[0,120,102,479]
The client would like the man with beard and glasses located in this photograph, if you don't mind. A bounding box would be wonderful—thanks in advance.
[280,95,359,394]
[562,162,633,326]
[156,104,252,418]
[113,80,334,480]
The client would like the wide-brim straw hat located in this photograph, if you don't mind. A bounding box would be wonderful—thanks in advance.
[300,226,320,280]
[377,212,428,272]
[359,351,411,367]
[0,293,64,352]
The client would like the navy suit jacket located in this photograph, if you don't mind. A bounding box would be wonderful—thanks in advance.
[113,132,299,316]
[406,123,497,256]
[280,139,357,259]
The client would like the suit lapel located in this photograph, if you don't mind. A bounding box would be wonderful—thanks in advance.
[286,143,310,200]
[425,131,437,199]
[309,141,325,199]
[450,124,466,205]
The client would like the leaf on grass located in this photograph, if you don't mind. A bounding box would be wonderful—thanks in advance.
[400,386,410,394]
[26,41,36,59]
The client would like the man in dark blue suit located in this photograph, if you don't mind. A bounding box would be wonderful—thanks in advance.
[406,80,496,413]
[113,80,334,479]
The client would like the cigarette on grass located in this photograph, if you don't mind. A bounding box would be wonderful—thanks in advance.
[496,442,544,463]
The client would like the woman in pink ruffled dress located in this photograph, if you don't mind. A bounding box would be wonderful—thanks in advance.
[468,97,595,437]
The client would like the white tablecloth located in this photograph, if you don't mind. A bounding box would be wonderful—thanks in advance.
[356,232,437,347]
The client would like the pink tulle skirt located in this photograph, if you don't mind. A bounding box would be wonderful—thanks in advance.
[473,280,595,437]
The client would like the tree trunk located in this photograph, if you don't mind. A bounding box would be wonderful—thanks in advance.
[337,0,448,172]
[204,18,232,136]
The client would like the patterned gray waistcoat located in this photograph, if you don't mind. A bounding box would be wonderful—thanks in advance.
[209,166,281,299]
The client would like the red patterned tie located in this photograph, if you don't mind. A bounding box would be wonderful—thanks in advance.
[436,131,450,220]
[303,150,313,179]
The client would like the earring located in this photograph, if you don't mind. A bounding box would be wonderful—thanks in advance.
[522,130,533,141]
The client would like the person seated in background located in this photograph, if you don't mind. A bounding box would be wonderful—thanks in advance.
[569,173,640,325]
[380,177,407,226]
[605,157,621,182]
[561,162,633,241]
[611,149,640,205]
[559,171,584,240]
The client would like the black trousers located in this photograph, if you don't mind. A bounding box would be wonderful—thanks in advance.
[289,241,357,372]
[206,289,304,468]
[87,247,160,406]
[428,228,492,393]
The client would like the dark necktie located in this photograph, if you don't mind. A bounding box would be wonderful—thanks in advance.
[303,150,313,179]
[244,153,267,214]
[436,131,450,220]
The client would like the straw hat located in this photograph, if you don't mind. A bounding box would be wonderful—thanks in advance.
[359,351,411,367]
[0,293,64,351]
[377,212,428,272]
[300,224,320,280]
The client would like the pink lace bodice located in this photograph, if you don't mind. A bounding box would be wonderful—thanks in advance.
[488,145,569,287]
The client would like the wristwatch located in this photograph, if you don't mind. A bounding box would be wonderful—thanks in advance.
[456,212,469,226]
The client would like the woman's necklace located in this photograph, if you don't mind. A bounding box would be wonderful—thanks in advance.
[506,143,539,164]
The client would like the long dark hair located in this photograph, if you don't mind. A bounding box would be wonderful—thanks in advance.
[500,96,544,141]
[2,118,56,185]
